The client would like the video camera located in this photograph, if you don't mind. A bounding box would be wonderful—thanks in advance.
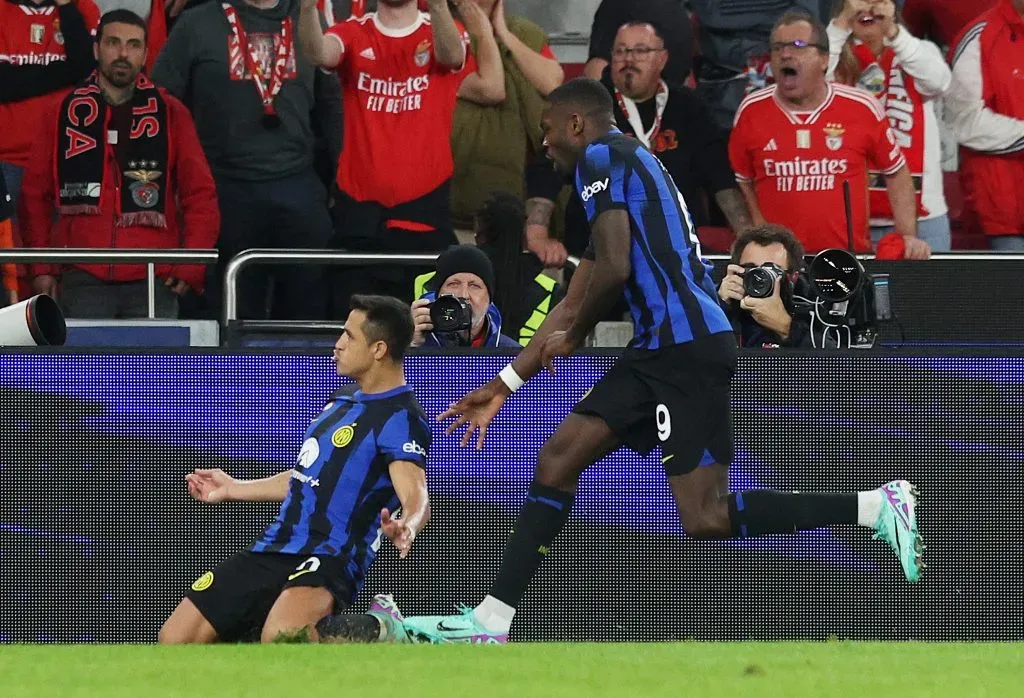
[429,294,473,346]
[804,248,891,349]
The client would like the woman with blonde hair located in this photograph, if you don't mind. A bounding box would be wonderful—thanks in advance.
[827,0,952,251]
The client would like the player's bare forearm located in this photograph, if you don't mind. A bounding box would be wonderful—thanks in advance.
[737,180,766,226]
[230,470,293,502]
[427,0,466,68]
[389,461,431,534]
[508,259,592,381]
[566,210,631,346]
[884,166,919,237]
[714,188,753,233]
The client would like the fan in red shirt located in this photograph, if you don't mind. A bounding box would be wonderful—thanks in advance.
[298,0,505,311]
[20,11,219,319]
[729,10,930,259]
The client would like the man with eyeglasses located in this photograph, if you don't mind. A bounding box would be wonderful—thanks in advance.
[729,10,931,259]
[525,21,751,262]
[583,0,693,86]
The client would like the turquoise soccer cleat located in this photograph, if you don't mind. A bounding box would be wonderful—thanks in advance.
[872,480,925,583]
[402,606,509,645]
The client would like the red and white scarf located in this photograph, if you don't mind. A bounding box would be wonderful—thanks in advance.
[852,42,929,219]
[614,80,668,150]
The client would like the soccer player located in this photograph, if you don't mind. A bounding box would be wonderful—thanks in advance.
[158,295,431,644]
[401,78,924,645]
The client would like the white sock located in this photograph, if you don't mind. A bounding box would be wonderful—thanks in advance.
[857,489,883,527]
[473,595,516,634]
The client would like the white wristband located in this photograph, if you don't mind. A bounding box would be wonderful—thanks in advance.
[498,364,525,393]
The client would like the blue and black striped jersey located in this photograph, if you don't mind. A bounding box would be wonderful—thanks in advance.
[578,129,732,350]
[251,384,430,595]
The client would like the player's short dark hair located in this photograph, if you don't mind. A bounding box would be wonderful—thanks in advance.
[546,78,615,122]
[348,295,414,362]
[97,9,148,43]
[771,10,828,53]
[730,224,806,273]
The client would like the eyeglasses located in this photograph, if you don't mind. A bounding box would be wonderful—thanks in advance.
[611,46,666,60]
[769,40,827,53]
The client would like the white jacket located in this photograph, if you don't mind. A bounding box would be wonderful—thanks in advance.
[826,22,951,223]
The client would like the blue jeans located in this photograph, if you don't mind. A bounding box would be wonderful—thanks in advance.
[1,161,24,224]
[989,236,1024,251]
[870,214,951,252]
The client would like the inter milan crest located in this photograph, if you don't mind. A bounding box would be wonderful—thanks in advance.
[414,39,430,68]
[823,123,845,152]
[125,163,163,209]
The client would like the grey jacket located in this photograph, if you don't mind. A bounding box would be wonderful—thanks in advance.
[152,0,342,181]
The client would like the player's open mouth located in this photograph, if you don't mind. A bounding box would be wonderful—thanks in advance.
[780,66,799,78]
[857,13,878,26]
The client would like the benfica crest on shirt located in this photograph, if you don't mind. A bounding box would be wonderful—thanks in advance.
[53,19,64,45]
[823,123,845,152]
[414,39,430,68]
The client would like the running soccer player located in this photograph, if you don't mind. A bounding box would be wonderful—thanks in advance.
[401,78,923,645]
[158,295,431,644]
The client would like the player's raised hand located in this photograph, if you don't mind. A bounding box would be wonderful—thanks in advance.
[185,468,235,503]
[540,330,578,375]
[380,508,415,559]
[437,376,510,450]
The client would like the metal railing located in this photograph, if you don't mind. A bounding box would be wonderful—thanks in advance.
[0,249,219,319]
[223,248,581,326]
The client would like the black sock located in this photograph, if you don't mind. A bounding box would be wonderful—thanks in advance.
[489,481,574,608]
[315,614,382,643]
[727,490,857,538]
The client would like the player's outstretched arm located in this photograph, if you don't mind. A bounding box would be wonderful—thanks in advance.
[185,468,292,504]
[437,258,593,449]
[382,461,430,559]
[540,209,631,368]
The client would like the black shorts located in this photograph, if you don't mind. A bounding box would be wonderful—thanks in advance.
[185,551,354,642]
[573,333,737,476]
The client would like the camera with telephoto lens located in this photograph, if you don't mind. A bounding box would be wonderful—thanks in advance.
[429,294,473,335]
[805,248,892,349]
[742,262,788,298]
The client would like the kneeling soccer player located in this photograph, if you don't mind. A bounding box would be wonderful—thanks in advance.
[158,295,430,644]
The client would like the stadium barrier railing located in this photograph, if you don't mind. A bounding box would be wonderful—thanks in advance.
[0,249,219,320]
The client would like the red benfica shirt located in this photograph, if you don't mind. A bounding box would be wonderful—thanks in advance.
[729,83,906,253]
[326,12,474,207]
[0,0,100,167]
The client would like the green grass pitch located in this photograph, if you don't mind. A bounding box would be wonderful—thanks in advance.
[1,643,1020,697]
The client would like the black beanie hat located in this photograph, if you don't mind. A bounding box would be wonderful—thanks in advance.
[433,245,496,299]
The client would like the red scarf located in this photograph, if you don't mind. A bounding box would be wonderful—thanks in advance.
[852,42,928,220]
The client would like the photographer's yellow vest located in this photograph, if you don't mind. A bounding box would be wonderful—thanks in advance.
[413,271,556,347]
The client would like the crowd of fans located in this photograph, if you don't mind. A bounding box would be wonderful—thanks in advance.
[0,0,1020,342]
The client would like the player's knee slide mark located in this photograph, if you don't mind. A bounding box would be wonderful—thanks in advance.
[316,614,382,643]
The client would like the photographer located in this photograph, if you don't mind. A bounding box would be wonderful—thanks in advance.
[718,224,815,349]
[410,245,521,349]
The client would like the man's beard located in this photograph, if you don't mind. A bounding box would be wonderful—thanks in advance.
[103,62,138,90]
